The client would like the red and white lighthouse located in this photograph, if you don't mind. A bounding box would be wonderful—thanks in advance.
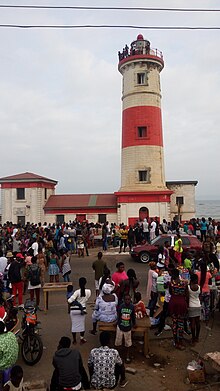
[116,35,172,225]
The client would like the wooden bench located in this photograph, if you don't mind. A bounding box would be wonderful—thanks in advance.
[43,282,72,312]
[98,317,151,356]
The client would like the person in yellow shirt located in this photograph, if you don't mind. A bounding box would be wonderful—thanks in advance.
[173,233,183,265]
[119,226,128,253]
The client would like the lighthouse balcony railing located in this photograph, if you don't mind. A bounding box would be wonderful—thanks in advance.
[118,48,163,63]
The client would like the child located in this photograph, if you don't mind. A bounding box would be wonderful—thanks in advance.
[134,292,147,319]
[3,365,23,391]
[77,235,84,257]
[115,294,136,363]
[66,285,86,315]
[61,250,71,282]
[188,273,201,344]
[183,255,192,270]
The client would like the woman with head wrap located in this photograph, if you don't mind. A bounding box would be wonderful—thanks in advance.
[90,280,118,335]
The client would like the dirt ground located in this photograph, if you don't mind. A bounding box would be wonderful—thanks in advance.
[15,247,220,391]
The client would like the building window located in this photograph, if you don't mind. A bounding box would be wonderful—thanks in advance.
[176,196,184,205]
[44,188,47,199]
[98,214,106,224]
[137,126,147,138]
[16,188,25,200]
[137,72,146,85]
[138,170,149,182]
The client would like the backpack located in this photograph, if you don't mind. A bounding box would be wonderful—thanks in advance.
[29,265,41,286]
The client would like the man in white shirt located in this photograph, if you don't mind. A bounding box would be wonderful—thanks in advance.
[31,238,39,256]
[0,250,7,274]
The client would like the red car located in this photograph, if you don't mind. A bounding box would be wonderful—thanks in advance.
[130,234,202,263]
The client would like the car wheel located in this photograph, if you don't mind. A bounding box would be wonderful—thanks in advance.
[139,252,150,263]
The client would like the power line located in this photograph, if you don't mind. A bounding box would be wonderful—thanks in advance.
[0,24,219,30]
[0,5,220,12]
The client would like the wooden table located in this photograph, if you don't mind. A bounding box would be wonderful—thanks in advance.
[98,317,151,356]
[43,282,72,312]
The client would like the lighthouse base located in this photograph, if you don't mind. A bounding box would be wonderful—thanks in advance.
[114,190,173,226]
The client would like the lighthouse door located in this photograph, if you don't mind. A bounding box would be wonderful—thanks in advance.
[139,207,149,221]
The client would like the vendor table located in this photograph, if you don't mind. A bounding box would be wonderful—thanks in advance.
[98,317,151,356]
[43,282,72,312]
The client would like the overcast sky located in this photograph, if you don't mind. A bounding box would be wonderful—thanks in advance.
[0,0,219,200]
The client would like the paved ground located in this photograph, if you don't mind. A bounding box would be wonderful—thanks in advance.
[15,247,220,390]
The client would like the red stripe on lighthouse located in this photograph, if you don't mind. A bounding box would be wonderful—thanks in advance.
[122,106,163,148]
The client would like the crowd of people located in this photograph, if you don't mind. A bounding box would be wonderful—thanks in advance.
[0,217,219,389]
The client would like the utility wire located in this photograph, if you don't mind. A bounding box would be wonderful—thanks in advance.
[0,5,220,12]
[0,24,220,30]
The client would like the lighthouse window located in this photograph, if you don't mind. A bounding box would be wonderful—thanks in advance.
[138,170,149,182]
[138,126,147,138]
[137,73,145,84]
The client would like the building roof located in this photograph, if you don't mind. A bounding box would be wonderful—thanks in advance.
[44,194,117,210]
[0,172,57,185]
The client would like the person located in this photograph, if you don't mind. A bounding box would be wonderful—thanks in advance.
[155,264,175,336]
[48,249,60,283]
[3,365,23,391]
[8,253,24,308]
[50,336,90,391]
[188,274,201,344]
[169,269,188,350]
[98,268,115,297]
[77,235,84,257]
[31,237,39,257]
[134,292,147,319]
[200,217,208,242]
[118,269,139,303]
[173,233,183,265]
[60,250,71,282]
[92,252,107,297]
[150,219,156,241]
[127,226,135,251]
[115,294,136,363]
[146,262,158,317]
[112,262,128,294]
[88,331,128,389]
[142,219,149,243]
[27,256,41,309]
[37,249,47,286]
[196,260,212,325]
[102,223,108,252]
[90,282,118,335]
[66,285,86,316]
[183,255,192,270]
[164,241,170,268]
[0,321,19,373]
[5,307,18,332]
[119,226,128,253]
[0,250,7,275]
[68,277,91,345]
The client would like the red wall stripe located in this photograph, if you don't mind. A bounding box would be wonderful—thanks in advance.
[1,182,55,189]
[122,106,163,148]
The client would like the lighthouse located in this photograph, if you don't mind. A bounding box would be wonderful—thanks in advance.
[115,35,172,225]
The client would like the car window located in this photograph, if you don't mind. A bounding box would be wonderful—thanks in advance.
[153,237,171,246]
[181,237,190,245]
